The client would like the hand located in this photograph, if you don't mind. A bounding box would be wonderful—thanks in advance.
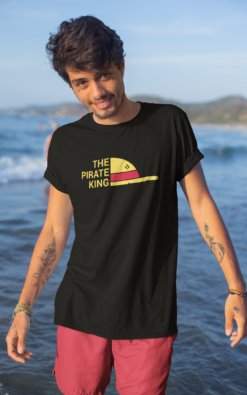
[225,294,247,347]
[6,311,33,363]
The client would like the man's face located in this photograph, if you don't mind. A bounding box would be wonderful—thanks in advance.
[66,60,125,121]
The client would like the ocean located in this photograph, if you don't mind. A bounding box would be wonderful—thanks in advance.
[0,113,247,395]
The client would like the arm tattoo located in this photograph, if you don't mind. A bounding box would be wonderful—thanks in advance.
[204,223,225,263]
[233,306,240,313]
[32,238,56,300]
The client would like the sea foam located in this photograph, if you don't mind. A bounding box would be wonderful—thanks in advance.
[0,156,47,184]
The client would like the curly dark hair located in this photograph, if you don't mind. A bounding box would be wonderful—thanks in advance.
[45,15,126,86]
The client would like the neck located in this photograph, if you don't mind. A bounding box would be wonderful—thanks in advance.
[92,94,141,126]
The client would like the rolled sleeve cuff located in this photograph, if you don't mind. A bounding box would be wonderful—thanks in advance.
[176,148,204,182]
[44,168,69,194]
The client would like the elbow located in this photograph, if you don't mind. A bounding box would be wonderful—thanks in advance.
[42,221,70,242]
[190,191,216,216]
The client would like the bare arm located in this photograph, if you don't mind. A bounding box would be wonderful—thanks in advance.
[6,184,73,363]
[44,133,53,159]
[179,162,247,347]
[18,186,73,307]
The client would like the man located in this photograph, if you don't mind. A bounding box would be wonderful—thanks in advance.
[6,15,247,395]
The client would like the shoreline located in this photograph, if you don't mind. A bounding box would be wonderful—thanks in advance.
[0,111,247,131]
[192,123,247,131]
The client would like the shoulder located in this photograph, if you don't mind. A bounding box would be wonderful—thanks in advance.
[158,103,186,120]
[143,101,186,119]
[52,117,86,141]
[143,102,187,128]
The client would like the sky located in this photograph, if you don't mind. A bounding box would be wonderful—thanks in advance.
[0,0,246,108]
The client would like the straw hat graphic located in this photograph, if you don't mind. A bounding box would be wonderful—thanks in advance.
[110,158,158,186]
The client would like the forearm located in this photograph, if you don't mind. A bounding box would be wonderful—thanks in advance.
[17,224,68,309]
[191,193,246,290]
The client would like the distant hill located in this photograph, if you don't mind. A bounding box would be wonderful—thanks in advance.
[1,95,247,127]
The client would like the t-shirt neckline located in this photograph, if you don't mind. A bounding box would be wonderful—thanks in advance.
[86,101,145,134]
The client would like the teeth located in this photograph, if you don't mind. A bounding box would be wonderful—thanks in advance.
[97,97,111,105]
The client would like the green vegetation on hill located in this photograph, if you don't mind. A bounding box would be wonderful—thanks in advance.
[130,95,247,126]
[1,95,247,127]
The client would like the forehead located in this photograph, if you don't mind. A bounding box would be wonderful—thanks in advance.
[66,64,116,79]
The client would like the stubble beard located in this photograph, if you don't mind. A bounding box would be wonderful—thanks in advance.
[81,81,126,121]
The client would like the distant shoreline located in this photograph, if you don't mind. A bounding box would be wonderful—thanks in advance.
[1,94,247,131]
[0,112,246,130]
[192,123,247,131]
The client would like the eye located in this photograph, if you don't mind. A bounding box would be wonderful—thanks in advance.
[76,81,85,87]
[75,73,110,88]
[101,73,110,79]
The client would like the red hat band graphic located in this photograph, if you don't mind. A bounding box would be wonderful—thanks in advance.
[110,157,158,186]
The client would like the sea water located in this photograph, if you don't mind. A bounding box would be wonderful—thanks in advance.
[0,113,247,394]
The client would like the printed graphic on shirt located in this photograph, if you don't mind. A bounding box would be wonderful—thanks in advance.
[81,157,159,189]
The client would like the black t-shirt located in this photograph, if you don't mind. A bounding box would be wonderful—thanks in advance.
[44,101,204,340]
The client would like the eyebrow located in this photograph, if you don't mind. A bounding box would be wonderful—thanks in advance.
[71,70,111,84]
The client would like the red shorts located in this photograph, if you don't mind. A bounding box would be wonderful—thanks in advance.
[52,325,177,395]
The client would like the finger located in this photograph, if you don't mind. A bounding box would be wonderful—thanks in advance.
[6,333,32,361]
[6,336,27,363]
[225,312,234,336]
[22,354,32,360]
[231,327,245,347]
[25,351,33,356]
[17,331,26,354]
[230,332,237,337]
[22,351,33,359]
[22,349,33,355]
[17,349,33,361]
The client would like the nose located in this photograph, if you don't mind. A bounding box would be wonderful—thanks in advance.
[91,81,107,102]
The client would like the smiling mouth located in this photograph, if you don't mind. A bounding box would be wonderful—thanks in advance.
[93,96,113,109]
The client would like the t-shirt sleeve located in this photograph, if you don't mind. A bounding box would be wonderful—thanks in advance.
[176,111,204,182]
[44,132,69,194]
